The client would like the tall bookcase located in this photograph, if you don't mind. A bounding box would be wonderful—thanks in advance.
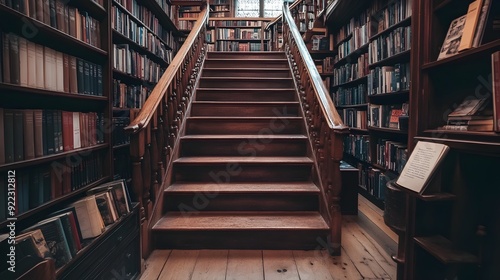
[111,0,179,182]
[208,18,272,51]
[400,0,500,279]
[326,0,413,210]
[0,0,179,278]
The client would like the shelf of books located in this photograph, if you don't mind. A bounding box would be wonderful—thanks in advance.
[209,0,232,18]
[394,0,500,278]
[0,0,178,277]
[326,0,413,210]
[208,18,272,51]
[111,0,179,182]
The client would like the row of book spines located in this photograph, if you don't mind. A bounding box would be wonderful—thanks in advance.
[112,20,171,61]
[368,103,409,129]
[113,44,166,83]
[358,164,392,200]
[2,0,102,48]
[372,0,412,31]
[112,7,172,47]
[1,33,103,96]
[334,7,371,44]
[375,139,408,173]
[208,21,263,27]
[177,20,195,30]
[112,2,167,36]
[368,26,411,64]
[332,54,369,84]
[340,108,368,129]
[344,134,371,162]
[113,79,152,109]
[215,42,263,52]
[368,62,411,95]
[336,24,370,56]
[332,84,367,106]
[0,154,103,218]
[0,109,104,165]
[113,117,131,146]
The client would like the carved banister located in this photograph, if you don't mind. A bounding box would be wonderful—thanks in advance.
[283,2,349,255]
[124,5,209,257]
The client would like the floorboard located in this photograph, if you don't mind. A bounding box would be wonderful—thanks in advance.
[140,218,397,280]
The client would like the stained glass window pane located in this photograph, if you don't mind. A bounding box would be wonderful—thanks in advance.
[264,0,282,17]
[235,0,260,17]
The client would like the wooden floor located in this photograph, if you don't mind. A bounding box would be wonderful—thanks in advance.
[140,216,397,280]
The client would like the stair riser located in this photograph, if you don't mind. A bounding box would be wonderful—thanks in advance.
[153,230,328,250]
[173,164,312,182]
[186,119,303,135]
[207,52,286,59]
[201,69,291,78]
[190,104,299,117]
[204,60,289,68]
[164,194,318,211]
[198,79,294,88]
[196,90,296,101]
[180,139,307,156]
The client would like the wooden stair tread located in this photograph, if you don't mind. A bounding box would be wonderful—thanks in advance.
[174,156,313,164]
[205,58,288,61]
[165,182,319,193]
[203,67,290,71]
[200,77,293,80]
[187,116,302,120]
[154,211,329,230]
[192,101,299,105]
[181,134,307,140]
[196,88,295,91]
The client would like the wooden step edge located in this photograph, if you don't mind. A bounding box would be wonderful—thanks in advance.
[187,116,303,120]
[196,88,296,91]
[173,156,314,164]
[180,134,307,140]
[202,67,290,71]
[191,101,300,105]
[165,182,320,193]
[200,77,293,80]
[153,211,329,230]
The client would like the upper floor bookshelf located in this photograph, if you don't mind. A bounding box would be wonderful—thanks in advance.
[208,18,272,51]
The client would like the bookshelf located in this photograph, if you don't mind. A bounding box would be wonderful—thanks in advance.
[208,18,272,51]
[325,0,413,211]
[399,0,500,279]
[209,0,232,18]
[0,0,179,278]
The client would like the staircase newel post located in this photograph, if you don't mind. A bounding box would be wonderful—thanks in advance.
[142,125,153,218]
[151,111,160,202]
[329,129,344,256]
[129,130,150,257]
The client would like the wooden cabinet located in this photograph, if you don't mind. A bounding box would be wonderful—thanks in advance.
[396,0,500,279]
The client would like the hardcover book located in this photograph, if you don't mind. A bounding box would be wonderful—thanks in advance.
[437,15,467,60]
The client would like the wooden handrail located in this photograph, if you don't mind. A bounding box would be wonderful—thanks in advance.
[282,2,346,131]
[125,6,209,133]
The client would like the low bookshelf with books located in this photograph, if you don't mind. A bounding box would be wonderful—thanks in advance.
[0,179,139,279]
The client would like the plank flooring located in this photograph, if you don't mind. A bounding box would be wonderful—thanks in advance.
[140,216,396,280]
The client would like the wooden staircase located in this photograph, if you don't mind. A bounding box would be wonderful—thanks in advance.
[152,51,329,250]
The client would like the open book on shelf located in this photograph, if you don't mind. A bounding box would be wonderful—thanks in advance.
[396,141,450,194]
